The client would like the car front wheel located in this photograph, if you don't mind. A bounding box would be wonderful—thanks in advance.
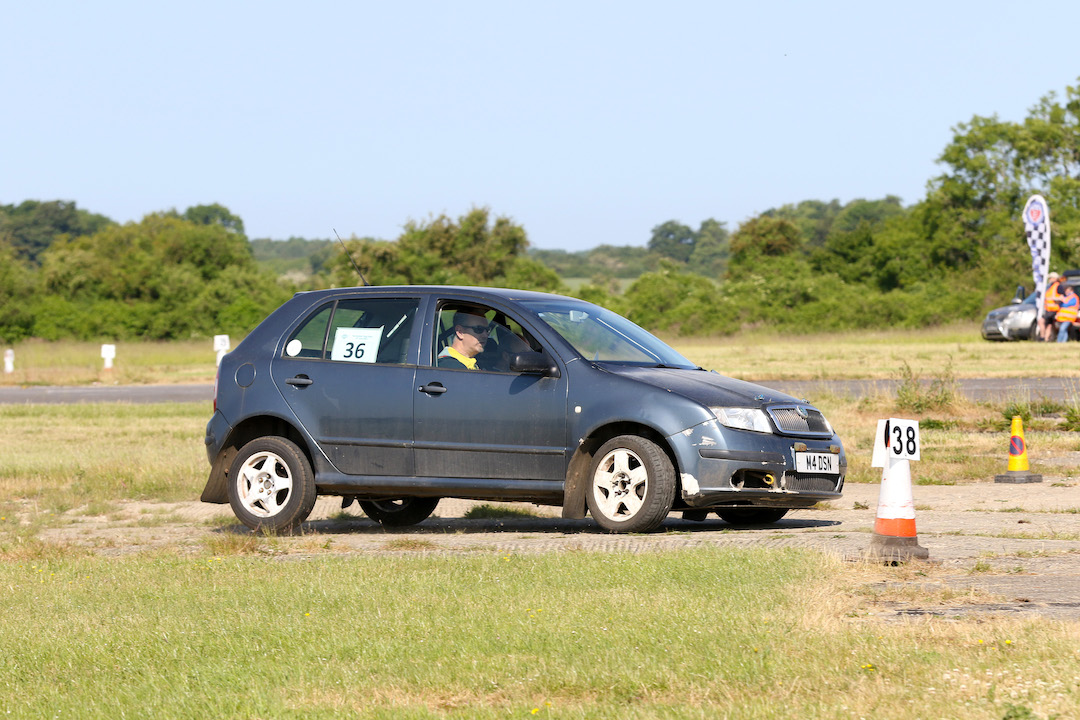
[586,435,675,533]
[228,437,317,532]
[358,498,440,527]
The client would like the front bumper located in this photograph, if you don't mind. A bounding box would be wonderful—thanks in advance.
[981,317,1006,340]
[982,308,1035,341]
[668,419,845,509]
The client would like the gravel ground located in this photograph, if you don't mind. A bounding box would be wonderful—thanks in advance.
[32,477,1080,620]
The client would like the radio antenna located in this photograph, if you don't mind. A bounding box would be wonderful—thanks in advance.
[334,228,369,286]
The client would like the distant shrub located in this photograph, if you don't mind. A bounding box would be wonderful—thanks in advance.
[1062,405,1080,432]
[895,359,958,413]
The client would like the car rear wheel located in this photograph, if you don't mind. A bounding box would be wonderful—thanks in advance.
[586,435,675,533]
[358,498,440,527]
[228,436,317,532]
[716,508,788,526]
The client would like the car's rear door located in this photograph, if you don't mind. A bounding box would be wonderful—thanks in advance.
[271,294,422,476]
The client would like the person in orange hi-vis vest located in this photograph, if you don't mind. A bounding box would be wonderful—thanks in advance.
[1040,271,1063,341]
[1055,283,1078,342]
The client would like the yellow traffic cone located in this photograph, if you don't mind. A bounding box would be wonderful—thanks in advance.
[994,416,1042,483]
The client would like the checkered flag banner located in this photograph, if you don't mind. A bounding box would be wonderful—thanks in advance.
[1024,195,1051,314]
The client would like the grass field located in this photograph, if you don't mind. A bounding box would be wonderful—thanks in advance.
[0,337,221,386]
[671,324,1080,380]
[2,334,1080,718]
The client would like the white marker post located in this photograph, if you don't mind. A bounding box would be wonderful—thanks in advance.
[101,343,116,372]
[3,349,12,374]
[213,335,231,367]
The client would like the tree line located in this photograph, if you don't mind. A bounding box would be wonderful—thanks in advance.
[3,77,1079,343]
[0,202,285,342]
[546,79,1080,336]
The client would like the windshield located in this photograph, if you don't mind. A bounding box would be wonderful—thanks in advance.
[522,299,698,369]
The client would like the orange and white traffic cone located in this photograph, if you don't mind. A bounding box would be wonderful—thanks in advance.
[867,456,929,562]
[994,416,1042,483]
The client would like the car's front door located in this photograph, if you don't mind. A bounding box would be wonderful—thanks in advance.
[271,296,421,476]
[412,301,568,484]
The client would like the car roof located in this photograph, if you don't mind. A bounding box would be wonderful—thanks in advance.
[290,285,579,304]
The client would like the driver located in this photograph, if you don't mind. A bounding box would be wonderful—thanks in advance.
[437,312,490,369]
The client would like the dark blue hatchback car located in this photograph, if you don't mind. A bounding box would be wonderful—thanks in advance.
[201,286,845,533]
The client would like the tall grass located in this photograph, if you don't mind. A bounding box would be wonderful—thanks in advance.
[0,402,207,514]
[894,358,959,413]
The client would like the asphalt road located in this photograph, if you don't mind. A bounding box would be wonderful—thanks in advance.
[0,383,215,404]
[0,377,1073,404]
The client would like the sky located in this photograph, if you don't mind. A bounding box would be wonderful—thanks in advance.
[3,1,1079,251]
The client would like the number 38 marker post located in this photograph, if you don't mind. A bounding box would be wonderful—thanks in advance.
[866,418,930,562]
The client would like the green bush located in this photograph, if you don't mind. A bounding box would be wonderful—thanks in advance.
[1060,405,1080,432]
[895,359,958,413]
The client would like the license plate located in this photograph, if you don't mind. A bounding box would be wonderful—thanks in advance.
[795,451,839,474]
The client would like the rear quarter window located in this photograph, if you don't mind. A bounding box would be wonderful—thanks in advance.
[283,298,418,364]
[284,303,333,358]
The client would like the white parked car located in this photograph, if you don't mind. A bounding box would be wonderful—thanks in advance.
[981,288,1037,341]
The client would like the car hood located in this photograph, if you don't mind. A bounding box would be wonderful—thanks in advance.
[600,365,804,408]
[987,301,1035,318]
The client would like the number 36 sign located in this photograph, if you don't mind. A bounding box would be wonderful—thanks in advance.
[331,327,383,363]
[871,418,920,467]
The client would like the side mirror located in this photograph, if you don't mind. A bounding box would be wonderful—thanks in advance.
[509,351,560,377]
[1012,285,1026,304]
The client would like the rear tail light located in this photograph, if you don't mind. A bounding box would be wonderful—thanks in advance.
[213,364,220,413]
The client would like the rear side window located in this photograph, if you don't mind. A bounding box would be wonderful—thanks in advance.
[284,298,419,365]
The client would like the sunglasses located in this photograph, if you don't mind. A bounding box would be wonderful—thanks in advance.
[460,324,490,335]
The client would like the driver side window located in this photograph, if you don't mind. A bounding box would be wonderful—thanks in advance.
[434,303,539,372]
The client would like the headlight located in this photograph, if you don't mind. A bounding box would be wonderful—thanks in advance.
[711,407,773,434]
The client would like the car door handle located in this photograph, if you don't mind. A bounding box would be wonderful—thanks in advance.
[418,383,447,395]
[285,375,313,387]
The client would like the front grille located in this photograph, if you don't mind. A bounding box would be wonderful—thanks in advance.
[768,405,832,437]
[783,474,841,493]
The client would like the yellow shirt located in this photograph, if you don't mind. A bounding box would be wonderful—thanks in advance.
[441,347,477,369]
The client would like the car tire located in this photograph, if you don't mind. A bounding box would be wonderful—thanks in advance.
[358,498,440,527]
[228,436,317,532]
[586,435,675,533]
[716,508,788,526]
[1028,322,1039,341]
